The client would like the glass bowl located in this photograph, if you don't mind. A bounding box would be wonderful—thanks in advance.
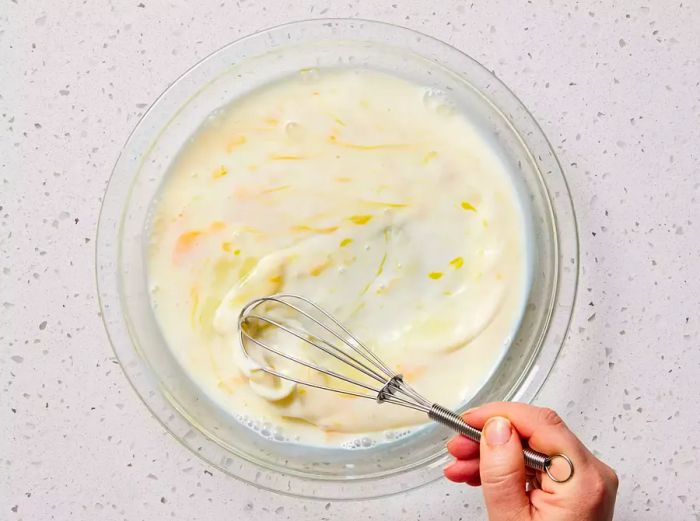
[96,19,578,500]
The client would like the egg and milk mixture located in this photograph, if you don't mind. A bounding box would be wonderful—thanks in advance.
[147,69,529,446]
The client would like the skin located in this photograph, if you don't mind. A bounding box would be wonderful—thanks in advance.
[444,403,618,521]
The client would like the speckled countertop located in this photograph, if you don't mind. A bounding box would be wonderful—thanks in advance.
[2,1,699,519]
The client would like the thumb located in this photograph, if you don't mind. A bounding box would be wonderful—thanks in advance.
[479,417,531,521]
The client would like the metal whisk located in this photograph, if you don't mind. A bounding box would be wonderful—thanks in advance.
[238,293,573,483]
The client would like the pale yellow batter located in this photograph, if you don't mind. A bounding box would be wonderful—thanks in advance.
[147,68,529,446]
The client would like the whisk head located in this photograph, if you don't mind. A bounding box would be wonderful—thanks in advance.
[238,294,433,412]
[239,295,573,481]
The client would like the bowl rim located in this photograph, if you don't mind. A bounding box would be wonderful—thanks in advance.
[96,17,579,500]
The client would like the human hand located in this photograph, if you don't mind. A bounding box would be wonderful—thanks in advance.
[444,402,618,521]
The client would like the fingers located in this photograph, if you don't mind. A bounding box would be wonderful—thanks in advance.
[479,417,531,521]
[464,402,592,464]
[447,435,480,460]
[443,458,481,486]
[465,402,595,494]
[444,403,618,520]
[445,436,480,485]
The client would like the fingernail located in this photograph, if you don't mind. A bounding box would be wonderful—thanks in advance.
[484,417,511,446]
[463,407,479,415]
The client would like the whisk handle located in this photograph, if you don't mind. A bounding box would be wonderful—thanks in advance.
[429,403,570,478]
[429,403,483,443]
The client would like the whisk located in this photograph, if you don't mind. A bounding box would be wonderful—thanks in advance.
[238,293,573,483]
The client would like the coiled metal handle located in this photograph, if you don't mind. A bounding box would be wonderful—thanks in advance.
[429,403,574,482]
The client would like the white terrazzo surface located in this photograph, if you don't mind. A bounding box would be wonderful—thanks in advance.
[2,1,699,519]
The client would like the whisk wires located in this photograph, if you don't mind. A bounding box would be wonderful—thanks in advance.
[238,294,433,412]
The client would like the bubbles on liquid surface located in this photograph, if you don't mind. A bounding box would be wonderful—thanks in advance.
[384,428,413,441]
[422,88,455,116]
[341,436,377,450]
[205,107,225,123]
[233,416,415,449]
[235,414,289,442]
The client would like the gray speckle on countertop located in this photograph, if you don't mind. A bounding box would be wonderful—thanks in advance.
[2,1,699,520]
